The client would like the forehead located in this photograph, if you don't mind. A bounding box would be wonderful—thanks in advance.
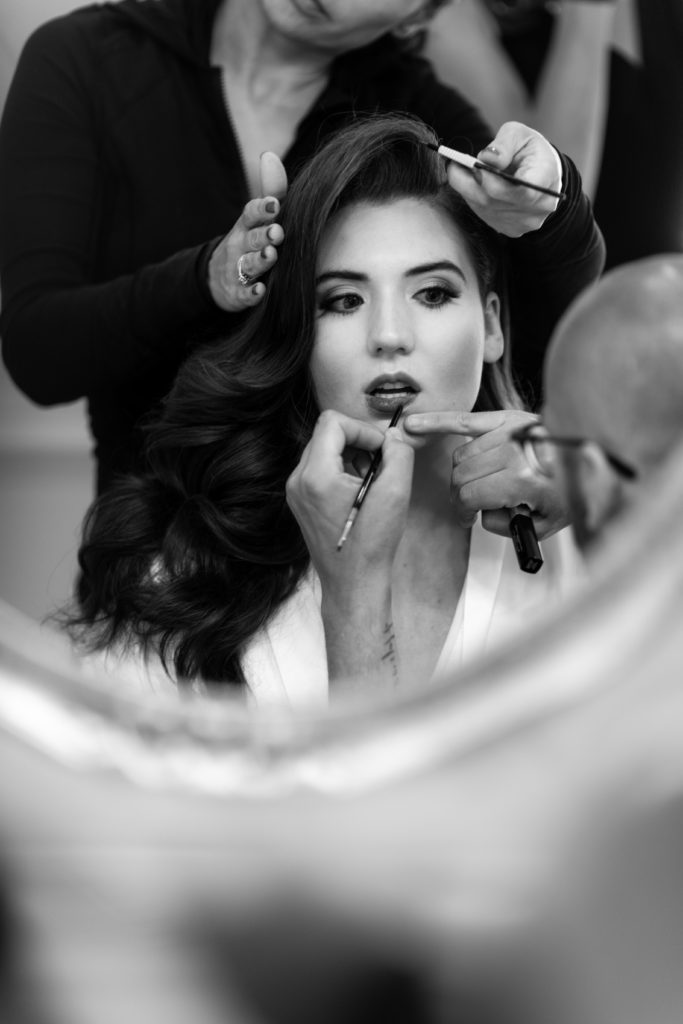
[316,198,473,271]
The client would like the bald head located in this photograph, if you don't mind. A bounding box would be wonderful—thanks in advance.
[544,255,683,473]
[541,256,683,552]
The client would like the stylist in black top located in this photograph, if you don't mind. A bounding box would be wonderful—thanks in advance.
[0,0,603,493]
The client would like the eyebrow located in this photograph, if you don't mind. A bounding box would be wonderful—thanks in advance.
[315,260,467,286]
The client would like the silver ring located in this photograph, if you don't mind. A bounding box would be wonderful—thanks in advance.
[237,253,251,286]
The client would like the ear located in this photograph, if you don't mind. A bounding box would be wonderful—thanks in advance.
[575,442,623,534]
[483,291,504,364]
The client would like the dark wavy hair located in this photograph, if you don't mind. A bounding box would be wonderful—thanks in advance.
[65,113,521,688]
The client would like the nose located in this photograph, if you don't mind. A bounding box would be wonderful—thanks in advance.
[367,296,415,357]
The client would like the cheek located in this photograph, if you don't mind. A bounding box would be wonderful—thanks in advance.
[309,341,351,409]
[439,336,486,409]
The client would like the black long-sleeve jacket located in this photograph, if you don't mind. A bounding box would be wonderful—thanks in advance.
[0,0,604,491]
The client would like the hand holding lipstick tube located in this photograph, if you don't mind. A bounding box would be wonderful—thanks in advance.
[402,409,565,546]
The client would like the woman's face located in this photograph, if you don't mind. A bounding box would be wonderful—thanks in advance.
[258,0,432,53]
[310,198,503,434]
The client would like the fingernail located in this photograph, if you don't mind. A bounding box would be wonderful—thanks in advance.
[261,247,269,259]
[404,414,424,429]
[251,284,261,297]
[484,144,499,155]
[267,226,277,241]
[265,200,277,214]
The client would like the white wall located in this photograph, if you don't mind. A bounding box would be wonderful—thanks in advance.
[1,1,93,621]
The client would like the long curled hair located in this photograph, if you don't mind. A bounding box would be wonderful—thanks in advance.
[67,113,521,688]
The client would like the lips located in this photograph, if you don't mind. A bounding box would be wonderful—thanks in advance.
[365,374,420,416]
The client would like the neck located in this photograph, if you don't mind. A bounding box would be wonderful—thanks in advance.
[211,0,334,84]
[409,436,459,514]
[396,440,471,588]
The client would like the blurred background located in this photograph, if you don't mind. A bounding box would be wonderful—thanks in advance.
[0,0,93,622]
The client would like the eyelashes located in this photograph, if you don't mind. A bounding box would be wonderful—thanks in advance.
[317,291,363,315]
[416,284,458,308]
[316,284,460,316]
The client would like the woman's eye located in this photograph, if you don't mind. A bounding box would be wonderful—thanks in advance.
[416,285,457,308]
[317,292,363,315]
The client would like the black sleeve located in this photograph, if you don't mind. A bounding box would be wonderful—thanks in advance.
[0,20,228,406]
[506,151,605,407]
[408,66,605,404]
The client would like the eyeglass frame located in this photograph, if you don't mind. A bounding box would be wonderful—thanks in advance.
[511,422,639,482]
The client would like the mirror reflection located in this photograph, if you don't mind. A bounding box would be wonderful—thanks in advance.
[57,114,585,705]
[2,5,683,1023]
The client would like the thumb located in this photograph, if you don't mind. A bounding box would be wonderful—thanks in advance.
[476,121,526,169]
[260,151,288,200]
[378,427,415,497]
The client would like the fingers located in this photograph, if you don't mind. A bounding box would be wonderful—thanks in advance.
[453,465,532,514]
[311,409,384,467]
[480,121,562,204]
[242,196,284,239]
[286,412,411,577]
[294,410,384,485]
[481,508,520,538]
[235,197,285,289]
[239,278,267,307]
[259,151,288,201]
[207,193,285,311]
[451,443,569,540]
[453,439,530,484]
[377,426,415,501]
[475,121,531,171]
[404,409,512,439]
[444,160,489,206]
[450,414,544,512]
[289,412,411,508]
[452,418,538,469]
[235,239,281,287]
[444,120,561,236]
[405,406,555,533]
[240,196,284,260]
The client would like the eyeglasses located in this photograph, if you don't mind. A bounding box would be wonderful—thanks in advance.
[511,422,638,481]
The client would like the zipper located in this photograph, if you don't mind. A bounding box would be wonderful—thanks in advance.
[213,65,250,202]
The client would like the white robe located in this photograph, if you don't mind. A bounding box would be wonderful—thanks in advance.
[81,522,584,708]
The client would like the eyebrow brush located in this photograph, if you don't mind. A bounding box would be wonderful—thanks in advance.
[336,404,404,552]
[425,142,567,201]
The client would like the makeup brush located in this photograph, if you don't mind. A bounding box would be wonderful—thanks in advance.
[336,404,404,552]
[425,142,566,201]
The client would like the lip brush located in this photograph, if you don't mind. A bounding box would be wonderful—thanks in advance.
[336,404,404,552]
